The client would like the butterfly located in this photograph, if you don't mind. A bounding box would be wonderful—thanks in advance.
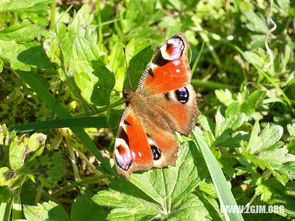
[114,33,200,178]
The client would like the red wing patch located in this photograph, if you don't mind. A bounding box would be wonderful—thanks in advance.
[114,110,153,178]
[140,34,191,95]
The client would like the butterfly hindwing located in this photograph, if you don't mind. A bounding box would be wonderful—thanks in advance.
[114,107,153,178]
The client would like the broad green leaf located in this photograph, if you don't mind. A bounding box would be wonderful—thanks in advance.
[0,21,49,42]
[90,61,115,106]
[92,190,159,216]
[130,141,206,211]
[0,0,51,13]
[23,201,69,221]
[107,207,157,221]
[0,41,54,71]
[167,193,210,220]
[58,5,114,106]
[71,193,106,221]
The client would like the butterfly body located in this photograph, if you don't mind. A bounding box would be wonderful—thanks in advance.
[114,34,200,178]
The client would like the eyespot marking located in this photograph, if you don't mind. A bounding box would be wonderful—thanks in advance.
[151,145,161,160]
[114,138,132,171]
[175,87,189,104]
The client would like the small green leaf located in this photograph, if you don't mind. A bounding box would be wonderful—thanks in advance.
[0,167,19,187]
[215,108,246,138]
[9,136,27,170]
[248,123,283,154]
[215,89,233,106]
[240,90,266,115]
[23,201,69,221]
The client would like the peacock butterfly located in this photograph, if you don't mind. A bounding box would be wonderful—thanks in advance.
[114,33,200,178]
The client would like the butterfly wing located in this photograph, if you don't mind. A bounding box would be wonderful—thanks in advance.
[114,107,153,178]
[138,33,200,135]
[137,33,192,95]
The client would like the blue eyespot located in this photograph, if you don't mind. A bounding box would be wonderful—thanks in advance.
[175,87,189,104]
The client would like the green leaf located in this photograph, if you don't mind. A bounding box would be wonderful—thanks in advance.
[248,123,283,154]
[10,117,108,134]
[107,207,157,221]
[92,190,159,219]
[0,0,51,13]
[21,150,65,188]
[0,21,49,42]
[0,167,19,187]
[240,3,268,33]
[0,41,54,71]
[167,193,210,220]
[241,50,266,69]
[215,108,246,138]
[23,201,69,221]
[130,141,206,210]
[240,90,266,115]
[9,136,27,170]
[192,130,244,221]
[124,45,153,91]
[215,89,234,106]
[71,193,106,221]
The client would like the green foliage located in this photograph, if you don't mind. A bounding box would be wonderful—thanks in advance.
[0,0,295,220]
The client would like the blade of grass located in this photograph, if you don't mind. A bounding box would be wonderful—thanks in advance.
[192,130,244,221]
[191,80,236,89]
[191,41,205,74]
[16,70,115,176]
[10,117,108,133]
